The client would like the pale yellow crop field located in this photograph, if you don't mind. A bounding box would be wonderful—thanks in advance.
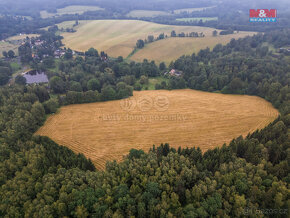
[40,5,103,18]
[174,6,216,14]
[36,89,279,170]
[7,34,40,41]
[60,19,255,61]
[130,31,256,64]
[126,10,171,18]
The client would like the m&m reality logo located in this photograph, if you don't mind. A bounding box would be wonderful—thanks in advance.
[249,9,277,22]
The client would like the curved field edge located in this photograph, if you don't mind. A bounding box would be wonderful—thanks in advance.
[126,10,171,18]
[40,5,103,18]
[36,89,279,170]
[130,32,256,64]
[59,20,256,61]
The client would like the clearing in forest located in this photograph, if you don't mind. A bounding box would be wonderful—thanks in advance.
[36,89,279,170]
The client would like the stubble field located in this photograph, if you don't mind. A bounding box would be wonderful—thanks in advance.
[36,89,279,170]
[60,20,255,63]
[173,6,217,14]
[40,5,103,18]
[130,32,254,64]
[126,10,171,18]
[7,34,40,41]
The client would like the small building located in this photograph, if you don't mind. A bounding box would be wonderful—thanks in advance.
[279,47,290,55]
[54,49,66,58]
[164,69,183,77]
[101,56,108,61]
[34,40,44,46]
[23,70,49,84]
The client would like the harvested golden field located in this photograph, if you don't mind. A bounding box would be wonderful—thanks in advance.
[60,20,255,60]
[40,5,103,18]
[174,6,216,14]
[130,32,256,64]
[41,20,89,31]
[36,89,279,170]
[7,34,40,41]
[176,17,218,22]
[126,10,171,18]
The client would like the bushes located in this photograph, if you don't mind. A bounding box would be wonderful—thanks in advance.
[134,82,142,91]
[116,82,133,99]
[49,76,65,94]
[129,149,145,159]
[69,81,82,92]
[15,75,27,85]
[64,85,133,105]
[65,90,101,105]
[0,66,11,85]
[219,29,234,35]
[101,86,116,101]
[87,78,101,91]
[43,98,59,114]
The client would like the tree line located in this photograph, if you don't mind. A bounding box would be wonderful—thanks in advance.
[0,28,289,217]
[131,31,205,57]
[154,30,290,116]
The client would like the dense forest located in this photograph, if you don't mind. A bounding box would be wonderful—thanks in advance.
[163,30,290,115]
[0,24,289,217]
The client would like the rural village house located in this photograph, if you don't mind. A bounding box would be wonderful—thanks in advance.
[164,69,183,77]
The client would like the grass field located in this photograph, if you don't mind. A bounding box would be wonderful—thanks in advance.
[42,20,89,31]
[176,17,218,22]
[7,34,39,41]
[126,10,171,18]
[10,62,21,73]
[261,42,276,52]
[40,5,103,18]
[174,6,216,14]
[140,77,169,90]
[60,20,255,62]
[36,89,279,170]
[58,20,90,29]
[0,42,18,57]
[130,32,256,64]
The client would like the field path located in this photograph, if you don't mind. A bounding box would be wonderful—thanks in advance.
[36,90,279,170]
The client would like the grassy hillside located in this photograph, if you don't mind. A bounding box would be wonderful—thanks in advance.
[0,41,18,57]
[60,19,255,62]
[176,17,218,22]
[174,6,216,14]
[126,10,171,18]
[7,34,39,41]
[40,5,103,18]
[130,32,256,64]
